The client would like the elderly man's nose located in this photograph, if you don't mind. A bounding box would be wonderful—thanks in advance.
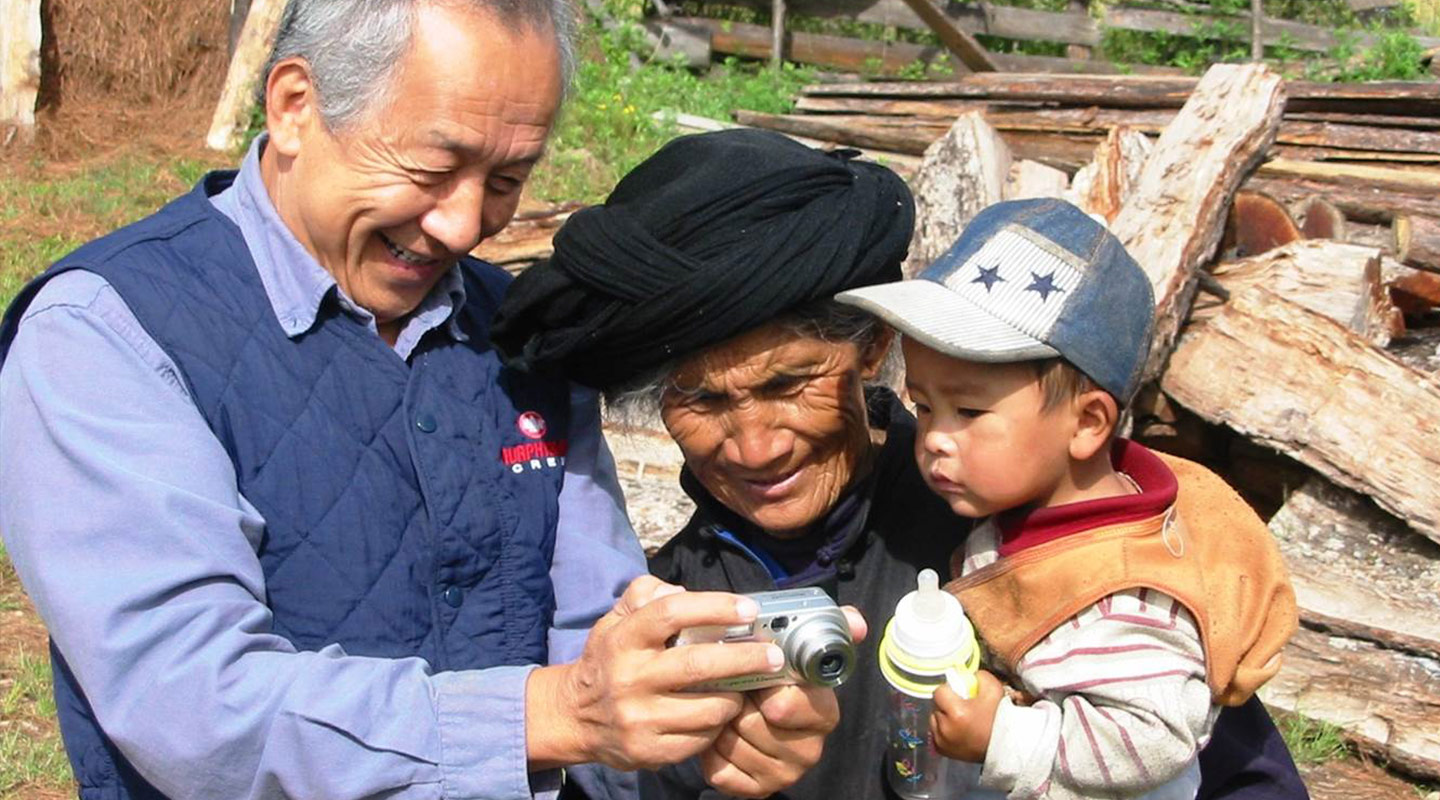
[423,179,485,253]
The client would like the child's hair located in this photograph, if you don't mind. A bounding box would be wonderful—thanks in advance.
[1030,359,1121,414]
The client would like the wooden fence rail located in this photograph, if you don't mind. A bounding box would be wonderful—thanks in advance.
[702,0,1440,57]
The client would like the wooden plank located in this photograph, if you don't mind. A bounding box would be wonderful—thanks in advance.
[712,0,1439,53]
[658,110,922,177]
[0,0,42,146]
[1110,63,1285,385]
[1247,175,1440,225]
[1260,627,1440,782]
[1162,285,1440,545]
[207,0,287,151]
[791,99,1440,157]
[803,74,1440,117]
[1256,158,1440,194]
[893,0,997,72]
[690,18,1163,76]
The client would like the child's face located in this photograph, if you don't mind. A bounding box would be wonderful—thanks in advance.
[902,337,1078,518]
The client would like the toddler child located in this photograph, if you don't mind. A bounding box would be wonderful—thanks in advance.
[837,198,1296,800]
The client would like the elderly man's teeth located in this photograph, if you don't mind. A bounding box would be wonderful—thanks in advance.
[384,238,433,265]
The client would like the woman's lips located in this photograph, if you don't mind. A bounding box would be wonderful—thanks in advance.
[740,468,802,500]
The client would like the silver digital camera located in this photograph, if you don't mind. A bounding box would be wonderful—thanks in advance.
[673,586,855,691]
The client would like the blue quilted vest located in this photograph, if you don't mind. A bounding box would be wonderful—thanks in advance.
[0,172,571,799]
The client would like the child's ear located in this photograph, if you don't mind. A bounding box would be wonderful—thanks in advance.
[1070,389,1119,461]
[858,327,894,380]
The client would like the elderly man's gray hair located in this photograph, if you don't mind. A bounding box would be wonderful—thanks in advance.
[260,0,575,131]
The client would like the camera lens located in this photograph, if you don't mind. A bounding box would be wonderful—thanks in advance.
[784,615,855,688]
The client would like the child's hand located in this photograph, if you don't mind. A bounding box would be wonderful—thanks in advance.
[930,669,1005,764]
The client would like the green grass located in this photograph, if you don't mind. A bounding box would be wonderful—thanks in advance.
[0,547,70,798]
[1277,711,1352,766]
[0,156,224,308]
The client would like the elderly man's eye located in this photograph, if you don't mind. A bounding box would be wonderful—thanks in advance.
[488,174,525,195]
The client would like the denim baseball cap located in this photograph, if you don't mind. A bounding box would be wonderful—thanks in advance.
[836,198,1155,402]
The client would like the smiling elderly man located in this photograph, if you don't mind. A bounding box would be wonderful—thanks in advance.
[0,2,852,798]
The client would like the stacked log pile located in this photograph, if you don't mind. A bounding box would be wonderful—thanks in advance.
[736,72,1440,276]
[742,64,1440,784]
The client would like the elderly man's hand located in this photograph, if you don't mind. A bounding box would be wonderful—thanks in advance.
[526,576,789,771]
[697,605,868,797]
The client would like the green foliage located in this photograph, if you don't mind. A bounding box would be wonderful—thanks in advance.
[528,15,813,203]
[1277,712,1351,765]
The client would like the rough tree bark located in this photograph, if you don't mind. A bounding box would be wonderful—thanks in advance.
[1196,240,1402,346]
[1162,285,1440,545]
[1109,63,1286,384]
[0,0,42,146]
[207,0,288,151]
[1066,126,1153,223]
[904,111,1011,278]
[1260,627,1440,782]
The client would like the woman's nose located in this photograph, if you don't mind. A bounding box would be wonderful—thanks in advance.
[722,406,792,470]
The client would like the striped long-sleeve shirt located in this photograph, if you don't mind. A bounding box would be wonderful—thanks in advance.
[960,519,1217,800]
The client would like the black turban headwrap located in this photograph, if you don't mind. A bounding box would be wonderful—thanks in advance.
[490,128,916,391]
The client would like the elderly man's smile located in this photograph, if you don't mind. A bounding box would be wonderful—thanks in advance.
[378,232,446,274]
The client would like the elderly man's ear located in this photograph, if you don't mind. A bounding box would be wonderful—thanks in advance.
[859,328,895,380]
[1069,389,1119,462]
[264,58,322,159]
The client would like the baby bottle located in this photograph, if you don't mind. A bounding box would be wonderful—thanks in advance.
[879,568,981,800]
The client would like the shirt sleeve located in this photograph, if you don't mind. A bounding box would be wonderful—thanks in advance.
[0,271,549,800]
[978,588,1214,800]
[547,384,647,665]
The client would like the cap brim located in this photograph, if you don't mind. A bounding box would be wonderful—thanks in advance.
[836,280,1059,363]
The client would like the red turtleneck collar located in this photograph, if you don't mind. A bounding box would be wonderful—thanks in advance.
[995,439,1178,558]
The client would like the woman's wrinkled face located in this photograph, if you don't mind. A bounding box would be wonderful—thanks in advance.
[661,321,886,537]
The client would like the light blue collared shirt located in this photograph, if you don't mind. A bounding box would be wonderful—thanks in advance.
[0,137,645,800]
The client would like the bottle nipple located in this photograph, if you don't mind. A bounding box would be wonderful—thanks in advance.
[912,568,947,622]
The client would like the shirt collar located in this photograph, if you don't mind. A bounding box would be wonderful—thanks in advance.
[209,135,469,356]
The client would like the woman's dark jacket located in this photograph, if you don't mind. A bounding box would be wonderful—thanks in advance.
[641,389,1307,800]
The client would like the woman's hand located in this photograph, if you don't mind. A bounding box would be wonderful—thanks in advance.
[526,576,785,771]
[931,668,1006,764]
[696,605,868,797]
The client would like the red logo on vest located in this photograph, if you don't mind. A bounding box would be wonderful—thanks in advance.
[516,411,547,439]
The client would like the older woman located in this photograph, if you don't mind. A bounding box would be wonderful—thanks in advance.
[493,129,1306,800]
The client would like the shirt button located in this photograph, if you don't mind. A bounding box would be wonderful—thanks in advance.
[415,413,438,433]
[442,585,463,607]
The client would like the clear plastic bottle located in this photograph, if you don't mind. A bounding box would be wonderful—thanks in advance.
[879,568,982,800]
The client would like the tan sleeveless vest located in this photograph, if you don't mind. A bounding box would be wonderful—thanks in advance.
[943,452,1296,706]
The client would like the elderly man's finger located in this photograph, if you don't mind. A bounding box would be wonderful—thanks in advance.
[608,588,760,651]
[611,575,681,617]
[648,639,784,693]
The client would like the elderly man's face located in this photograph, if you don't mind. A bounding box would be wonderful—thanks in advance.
[266,4,562,337]
[661,322,886,538]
